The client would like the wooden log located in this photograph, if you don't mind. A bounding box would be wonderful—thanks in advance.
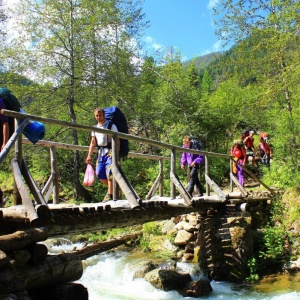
[35,204,53,221]
[0,250,10,268]
[11,158,38,223]
[226,192,244,199]
[0,205,29,222]
[26,243,48,265]
[29,282,88,300]
[0,227,48,252]
[12,249,31,267]
[74,231,143,260]
[0,253,83,294]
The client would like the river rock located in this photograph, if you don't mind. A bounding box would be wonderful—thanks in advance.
[174,230,193,245]
[185,214,200,226]
[183,222,198,233]
[144,269,191,291]
[162,239,178,253]
[133,260,156,279]
[158,259,176,270]
[161,220,175,234]
[179,278,213,298]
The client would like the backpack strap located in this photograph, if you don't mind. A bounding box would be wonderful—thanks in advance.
[95,121,113,150]
[106,121,113,148]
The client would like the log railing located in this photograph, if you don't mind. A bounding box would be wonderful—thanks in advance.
[0,109,273,218]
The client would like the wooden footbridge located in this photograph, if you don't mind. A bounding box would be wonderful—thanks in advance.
[0,109,275,299]
[0,109,274,237]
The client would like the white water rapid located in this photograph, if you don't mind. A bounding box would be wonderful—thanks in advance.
[45,238,300,300]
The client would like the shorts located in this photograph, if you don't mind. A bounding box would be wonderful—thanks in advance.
[96,153,112,180]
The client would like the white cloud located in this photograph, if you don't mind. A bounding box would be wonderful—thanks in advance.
[200,40,224,56]
[144,36,164,51]
[207,0,220,9]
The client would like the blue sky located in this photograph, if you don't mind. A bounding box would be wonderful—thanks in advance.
[142,0,226,61]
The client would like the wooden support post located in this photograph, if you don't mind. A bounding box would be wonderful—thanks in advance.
[50,147,59,204]
[170,172,192,205]
[111,134,139,208]
[11,158,39,222]
[0,118,30,164]
[205,156,210,196]
[169,148,192,205]
[205,174,227,201]
[230,157,233,192]
[21,158,47,205]
[159,159,164,196]
[146,158,165,199]
[11,119,31,205]
[146,173,162,200]
[41,173,54,202]
[170,148,176,199]
[229,173,248,196]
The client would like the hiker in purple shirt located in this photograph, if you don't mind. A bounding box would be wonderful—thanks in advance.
[180,136,204,197]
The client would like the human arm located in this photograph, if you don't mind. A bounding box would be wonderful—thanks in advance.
[180,151,187,169]
[241,147,247,165]
[86,136,97,164]
[190,153,203,167]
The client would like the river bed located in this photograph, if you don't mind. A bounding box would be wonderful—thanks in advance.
[46,239,300,299]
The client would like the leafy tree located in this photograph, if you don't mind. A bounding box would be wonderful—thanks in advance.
[213,0,300,171]
[2,0,147,199]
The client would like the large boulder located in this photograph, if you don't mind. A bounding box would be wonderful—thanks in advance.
[179,279,213,298]
[144,269,191,291]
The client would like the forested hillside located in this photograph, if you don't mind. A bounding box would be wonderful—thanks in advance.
[0,0,299,233]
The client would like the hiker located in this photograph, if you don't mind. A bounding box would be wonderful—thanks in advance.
[0,99,9,204]
[86,107,119,202]
[231,140,247,187]
[243,130,257,166]
[259,136,272,168]
[180,136,204,197]
[0,98,9,152]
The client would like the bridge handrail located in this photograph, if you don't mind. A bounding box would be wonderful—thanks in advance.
[0,109,230,158]
[0,109,274,204]
[21,138,170,161]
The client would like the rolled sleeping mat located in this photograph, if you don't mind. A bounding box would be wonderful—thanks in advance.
[20,109,45,144]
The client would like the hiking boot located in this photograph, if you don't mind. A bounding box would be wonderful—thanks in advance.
[103,194,113,202]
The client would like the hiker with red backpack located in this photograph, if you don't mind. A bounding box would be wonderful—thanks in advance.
[86,107,120,202]
[243,130,257,166]
[259,134,272,168]
[231,140,247,187]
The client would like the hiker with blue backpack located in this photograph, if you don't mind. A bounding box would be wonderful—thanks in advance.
[86,107,119,202]
[180,136,204,197]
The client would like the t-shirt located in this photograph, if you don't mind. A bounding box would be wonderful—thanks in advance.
[92,121,118,156]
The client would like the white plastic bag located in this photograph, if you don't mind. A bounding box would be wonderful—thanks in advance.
[83,164,95,187]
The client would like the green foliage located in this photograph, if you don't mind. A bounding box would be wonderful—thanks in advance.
[258,226,287,263]
[249,224,290,280]
[142,221,162,236]
[139,222,162,252]
[246,256,259,282]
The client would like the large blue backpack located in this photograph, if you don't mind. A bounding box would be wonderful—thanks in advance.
[103,106,129,158]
